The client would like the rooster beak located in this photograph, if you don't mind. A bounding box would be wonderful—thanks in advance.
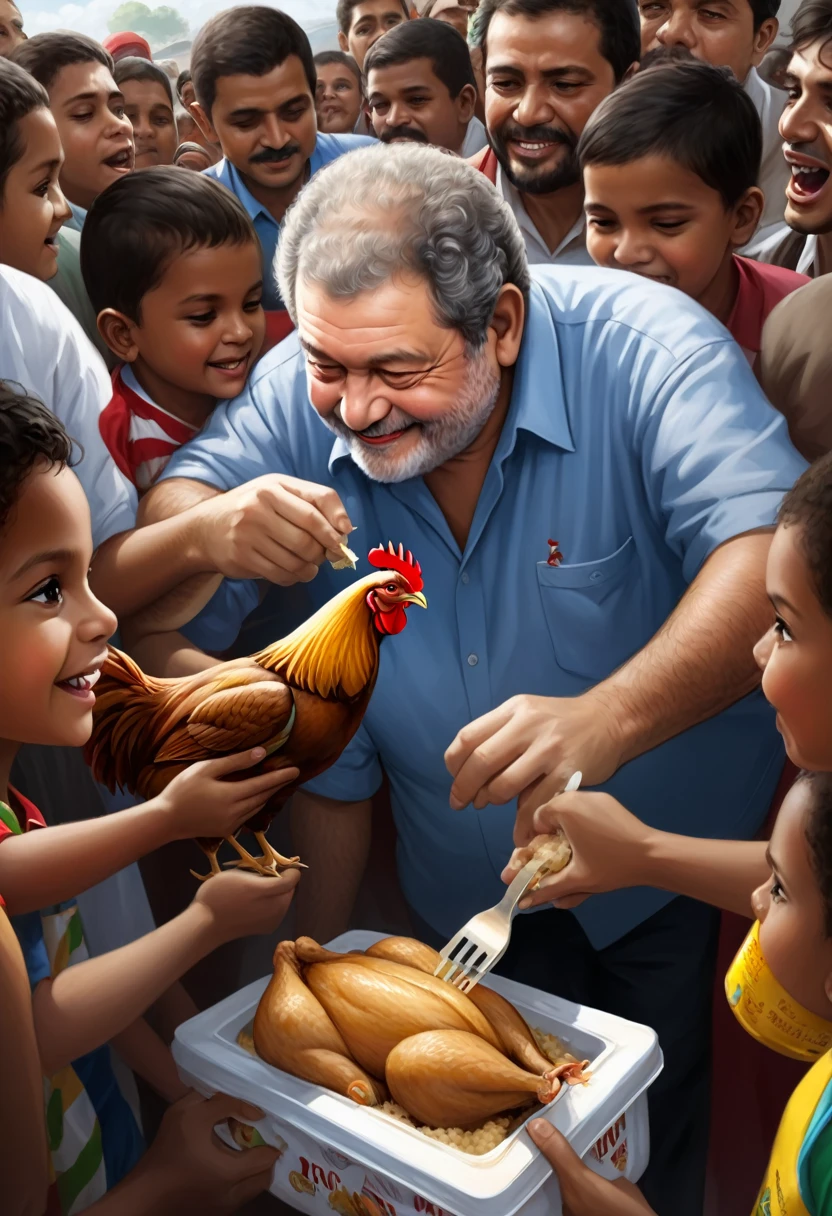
[404,591,428,609]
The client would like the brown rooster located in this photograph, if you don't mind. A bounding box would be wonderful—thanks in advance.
[84,543,426,879]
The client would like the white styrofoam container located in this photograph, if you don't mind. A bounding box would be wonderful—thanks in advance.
[173,930,663,1216]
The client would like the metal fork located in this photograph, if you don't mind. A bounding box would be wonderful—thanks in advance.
[434,771,582,994]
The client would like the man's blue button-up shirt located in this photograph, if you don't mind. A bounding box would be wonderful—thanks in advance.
[204,132,375,310]
[162,265,807,948]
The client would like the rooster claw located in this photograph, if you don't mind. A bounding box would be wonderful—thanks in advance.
[190,867,217,883]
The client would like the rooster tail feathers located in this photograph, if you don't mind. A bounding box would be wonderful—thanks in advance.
[83,645,166,794]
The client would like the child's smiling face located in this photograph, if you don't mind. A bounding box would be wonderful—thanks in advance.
[754,523,832,772]
[752,778,832,1019]
[0,462,115,748]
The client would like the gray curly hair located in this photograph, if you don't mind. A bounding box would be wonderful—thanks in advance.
[276,143,530,350]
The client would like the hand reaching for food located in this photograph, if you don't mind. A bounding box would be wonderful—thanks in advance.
[502,792,655,911]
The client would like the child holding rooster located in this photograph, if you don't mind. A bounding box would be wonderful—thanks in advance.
[0,384,300,1212]
[507,451,832,1214]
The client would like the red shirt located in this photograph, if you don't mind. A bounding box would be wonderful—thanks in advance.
[726,256,809,365]
[98,366,198,493]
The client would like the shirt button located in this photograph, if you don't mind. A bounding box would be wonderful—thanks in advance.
[467,653,478,667]
[590,571,603,582]
[460,572,470,585]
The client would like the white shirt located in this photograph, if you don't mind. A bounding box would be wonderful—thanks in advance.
[0,265,137,547]
[741,67,791,259]
[496,164,594,265]
[460,115,488,158]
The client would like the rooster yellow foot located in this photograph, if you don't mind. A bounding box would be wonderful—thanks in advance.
[190,846,223,883]
[223,831,307,876]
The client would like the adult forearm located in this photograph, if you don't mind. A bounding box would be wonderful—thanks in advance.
[111,1018,189,1104]
[90,510,212,618]
[593,531,773,766]
[642,832,769,918]
[120,625,222,678]
[33,902,217,1075]
[291,791,372,941]
[0,801,173,916]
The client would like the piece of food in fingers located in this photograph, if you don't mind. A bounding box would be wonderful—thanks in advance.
[512,832,573,889]
[329,540,359,571]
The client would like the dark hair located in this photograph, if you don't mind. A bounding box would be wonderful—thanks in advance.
[314,49,363,90]
[470,0,640,83]
[778,450,832,621]
[176,67,191,96]
[113,56,175,107]
[800,771,832,938]
[578,60,762,207]
[0,382,75,533]
[190,6,315,115]
[364,17,476,96]
[80,166,259,322]
[0,60,50,198]
[336,0,410,36]
[638,44,696,71]
[791,0,832,56]
[750,0,781,25]
[10,31,112,93]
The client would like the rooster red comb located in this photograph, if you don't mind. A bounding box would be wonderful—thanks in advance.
[368,542,424,593]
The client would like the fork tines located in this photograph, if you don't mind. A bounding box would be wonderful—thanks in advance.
[433,935,489,993]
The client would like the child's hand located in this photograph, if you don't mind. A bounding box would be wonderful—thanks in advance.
[154,749,300,841]
[501,792,654,911]
[193,868,300,945]
[142,1091,279,1214]
[527,1121,656,1216]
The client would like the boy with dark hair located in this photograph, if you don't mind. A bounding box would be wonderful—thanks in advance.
[314,49,365,135]
[580,59,807,367]
[81,166,266,491]
[336,0,410,70]
[468,0,640,264]
[114,56,178,168]
[10,32,133,230]
[0,382,299,1212]
[190,5,372,343]
[765,0,832,277]
[364,17,486,154]
[0,57,112,363]
[638,0,787,258]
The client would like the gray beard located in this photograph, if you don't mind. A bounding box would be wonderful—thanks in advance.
[320,346,502,483]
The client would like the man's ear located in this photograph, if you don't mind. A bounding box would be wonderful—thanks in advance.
[190,100,218,143]
[752,17,779,66]
[490,282,525,368]
[457,82,477,125]
[730,186,765,249]
[97,309,140,362]
[338,29,350,53]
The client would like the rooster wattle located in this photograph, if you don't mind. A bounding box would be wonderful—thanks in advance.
[84,543,426,879]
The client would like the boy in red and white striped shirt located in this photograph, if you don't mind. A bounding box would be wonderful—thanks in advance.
[81,166,266,492]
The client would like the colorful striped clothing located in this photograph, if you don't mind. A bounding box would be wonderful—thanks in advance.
[98,364,198,493]
[3,791,144,1214]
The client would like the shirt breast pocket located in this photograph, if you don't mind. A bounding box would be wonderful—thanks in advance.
[536,536,642,682]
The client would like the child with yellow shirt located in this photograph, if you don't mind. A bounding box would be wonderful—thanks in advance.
[505,451,832,1215]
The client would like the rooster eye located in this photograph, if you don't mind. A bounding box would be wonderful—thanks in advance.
[385,583,398,593]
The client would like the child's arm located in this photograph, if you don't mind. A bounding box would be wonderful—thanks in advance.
[0,907,50,1216]
[32,868,299,1076]
[111,1018,190,1104]
[85,1092,281,1216]
[0,749,299,916]
[504,790,770,918]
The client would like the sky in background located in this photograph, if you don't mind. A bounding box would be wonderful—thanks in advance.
[19,0,337,45]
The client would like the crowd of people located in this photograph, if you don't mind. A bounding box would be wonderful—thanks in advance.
[2,0,832,1213]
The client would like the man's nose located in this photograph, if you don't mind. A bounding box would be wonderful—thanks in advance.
[656,11,697,49]
[262,112,290,147]
[339,375,392,431]
[780,93,818,145]
[514,83,554,128]
[387,99,409,127]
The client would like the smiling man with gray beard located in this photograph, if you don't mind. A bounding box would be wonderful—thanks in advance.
[135,143,805,1214]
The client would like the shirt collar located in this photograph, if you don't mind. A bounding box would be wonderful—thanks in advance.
[327,276,574,476]
[224,159,280,227]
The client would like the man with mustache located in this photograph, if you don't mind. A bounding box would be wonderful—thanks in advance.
[133,144,805,1213]
[468,0,640,264]
[190,6,373,348]
[364,18,486,154]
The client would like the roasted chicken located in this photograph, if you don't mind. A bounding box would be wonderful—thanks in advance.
[253,935,589,1130]
[84,544,426,879]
